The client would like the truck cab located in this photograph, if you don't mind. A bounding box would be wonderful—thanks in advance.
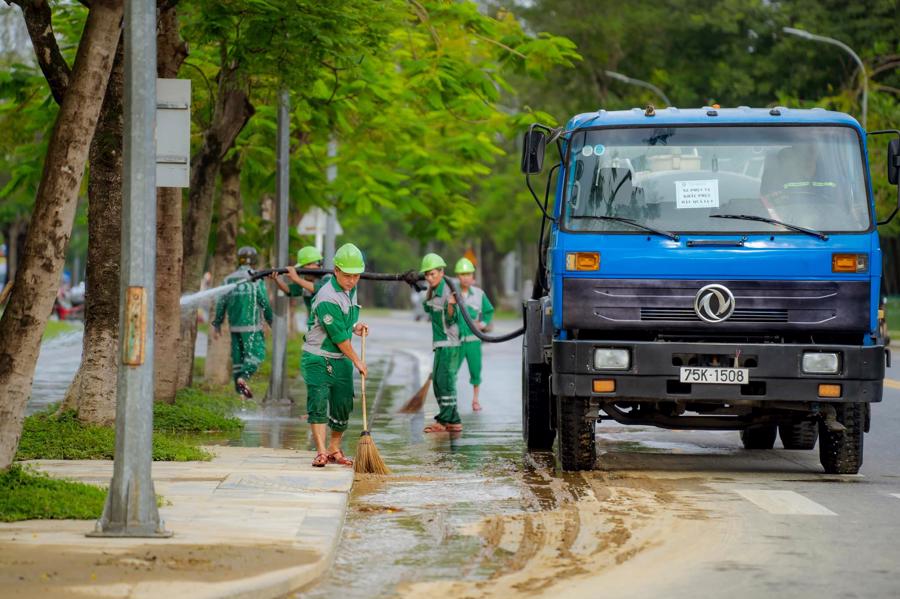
[521,106,900,474]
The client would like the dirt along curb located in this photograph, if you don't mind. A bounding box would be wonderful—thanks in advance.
[1,446,354,599]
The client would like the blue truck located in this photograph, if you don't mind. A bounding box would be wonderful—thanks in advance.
[520,106,900,474]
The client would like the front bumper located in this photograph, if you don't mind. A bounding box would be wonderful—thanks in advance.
[551,340,885,403]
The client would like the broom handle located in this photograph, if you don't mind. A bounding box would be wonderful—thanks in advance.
[360,330,368,432]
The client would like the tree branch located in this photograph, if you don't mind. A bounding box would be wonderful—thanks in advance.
[9,0,73,106]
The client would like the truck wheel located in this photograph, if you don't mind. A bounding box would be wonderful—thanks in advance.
[819,403,865,474]
[779,421,818,450]
[556,396,596,471]
[740,425,777,449]
[522,356,555,451]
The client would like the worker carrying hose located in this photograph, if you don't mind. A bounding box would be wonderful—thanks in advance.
[302,243,369,468]
[454,257,494,412]
[212,246,273,399]
[271,245,332,330]
[420,253,464,433]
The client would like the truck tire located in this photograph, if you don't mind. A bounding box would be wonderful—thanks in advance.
[819,403,865,475]
[522,355,555,451]
[779,421,818,450]
[556,396,596,471]
[740,425,777,449]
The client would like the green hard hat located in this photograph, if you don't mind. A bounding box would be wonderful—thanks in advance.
[454,257,475,274]
[419,253,447,273]
[333,243,365,274]
[296,246,323,267]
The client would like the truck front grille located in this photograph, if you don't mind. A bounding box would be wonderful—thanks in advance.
[640,307,789,323]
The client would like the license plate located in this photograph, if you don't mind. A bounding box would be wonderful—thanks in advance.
[679,367,748,385]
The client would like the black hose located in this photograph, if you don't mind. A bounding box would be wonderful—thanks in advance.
[443,276,524,343]
[249,267,524,343]
[248,267,426,290]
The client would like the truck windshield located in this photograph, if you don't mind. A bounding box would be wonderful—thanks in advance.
[563,125,870,234]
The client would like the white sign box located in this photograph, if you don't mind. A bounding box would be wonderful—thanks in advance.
[156,78,191,188]
[676,179,719,209]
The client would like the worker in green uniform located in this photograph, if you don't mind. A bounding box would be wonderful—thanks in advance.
[420,253,463,433]
[454,257,494,412]
[212,246,274,399]
[302,243,369,468]
[271,245,332,329]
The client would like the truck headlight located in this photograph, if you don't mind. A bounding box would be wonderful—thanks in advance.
[594,348,630,370]
[802,352,840,374]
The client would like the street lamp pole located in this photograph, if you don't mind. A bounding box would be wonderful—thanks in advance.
[783,27,867,128]
[89,0,170,538]
[604,70,671,107]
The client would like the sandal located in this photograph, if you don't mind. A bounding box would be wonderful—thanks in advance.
[472,401,482,412]
[327,450,353,466]
[236,379,254,399]
[445,423,463,432]
[423,423,448,433]
[312,453,328,468]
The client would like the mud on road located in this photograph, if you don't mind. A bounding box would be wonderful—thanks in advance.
[394,463,725,599]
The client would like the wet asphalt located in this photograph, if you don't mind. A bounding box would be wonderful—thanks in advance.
[28,313,900,598]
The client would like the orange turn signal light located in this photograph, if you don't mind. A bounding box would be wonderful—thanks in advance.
[593,379,616,393]
[566,252,600,271]
[832,253,868,273]
[818,384,842,398]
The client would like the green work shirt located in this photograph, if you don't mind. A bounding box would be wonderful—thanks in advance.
[302,276,360,359]
[212,267,273,332]
[287,274,332,328]
[458,285,494,342]
[424,277,461,348]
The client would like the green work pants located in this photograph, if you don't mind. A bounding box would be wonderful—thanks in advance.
[231,331,266,390]
[301,352,354,432]
[460,340,482,386]
[432,346,461,425]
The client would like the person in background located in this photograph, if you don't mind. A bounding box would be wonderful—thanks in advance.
[271,246,331,331]
[420,253,463,433]
[454,257,494,412]
[212,246,273,399]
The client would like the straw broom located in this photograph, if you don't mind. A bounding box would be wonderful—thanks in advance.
[398,372,431,413]
[355,330,390,474]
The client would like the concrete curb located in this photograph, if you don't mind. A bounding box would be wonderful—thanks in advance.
[1,446,353,599]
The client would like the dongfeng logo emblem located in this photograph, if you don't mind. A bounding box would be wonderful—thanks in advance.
[694,284,735,323]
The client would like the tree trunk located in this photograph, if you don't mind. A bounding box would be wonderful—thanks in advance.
[0,0,122,470]
[176,56,253,390]
[204,155,241,386]
[153,3,188,402]
[60,39,124,424]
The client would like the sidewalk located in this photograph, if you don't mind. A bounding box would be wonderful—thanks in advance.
[1,446,354,599]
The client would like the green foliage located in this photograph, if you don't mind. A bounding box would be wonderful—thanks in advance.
[42,320,77,341]
[154,387,245,433]
[16,411,211,461]
[504,0,900,235]
[0,464,106,522]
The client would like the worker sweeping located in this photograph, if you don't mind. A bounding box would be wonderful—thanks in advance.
[420,253,464,433]
[302,243,369,468]
[454,257,494,412]
[212,246,273,399]
[271,245,332,329]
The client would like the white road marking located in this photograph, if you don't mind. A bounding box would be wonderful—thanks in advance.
[891,493,900,501]
[734,490,836,516]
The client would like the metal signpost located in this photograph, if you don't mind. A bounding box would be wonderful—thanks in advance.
[267,89,291,403]
[323,138,338,269]
[89,0,169,538]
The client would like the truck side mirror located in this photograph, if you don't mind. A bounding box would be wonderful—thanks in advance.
[521,128,547,174]
[888,138,899,185]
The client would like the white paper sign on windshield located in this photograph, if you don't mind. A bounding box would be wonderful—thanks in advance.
[676,179,719,209]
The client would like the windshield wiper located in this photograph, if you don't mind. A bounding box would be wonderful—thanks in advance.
[709,214,828,241]
[571,215,679,241]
